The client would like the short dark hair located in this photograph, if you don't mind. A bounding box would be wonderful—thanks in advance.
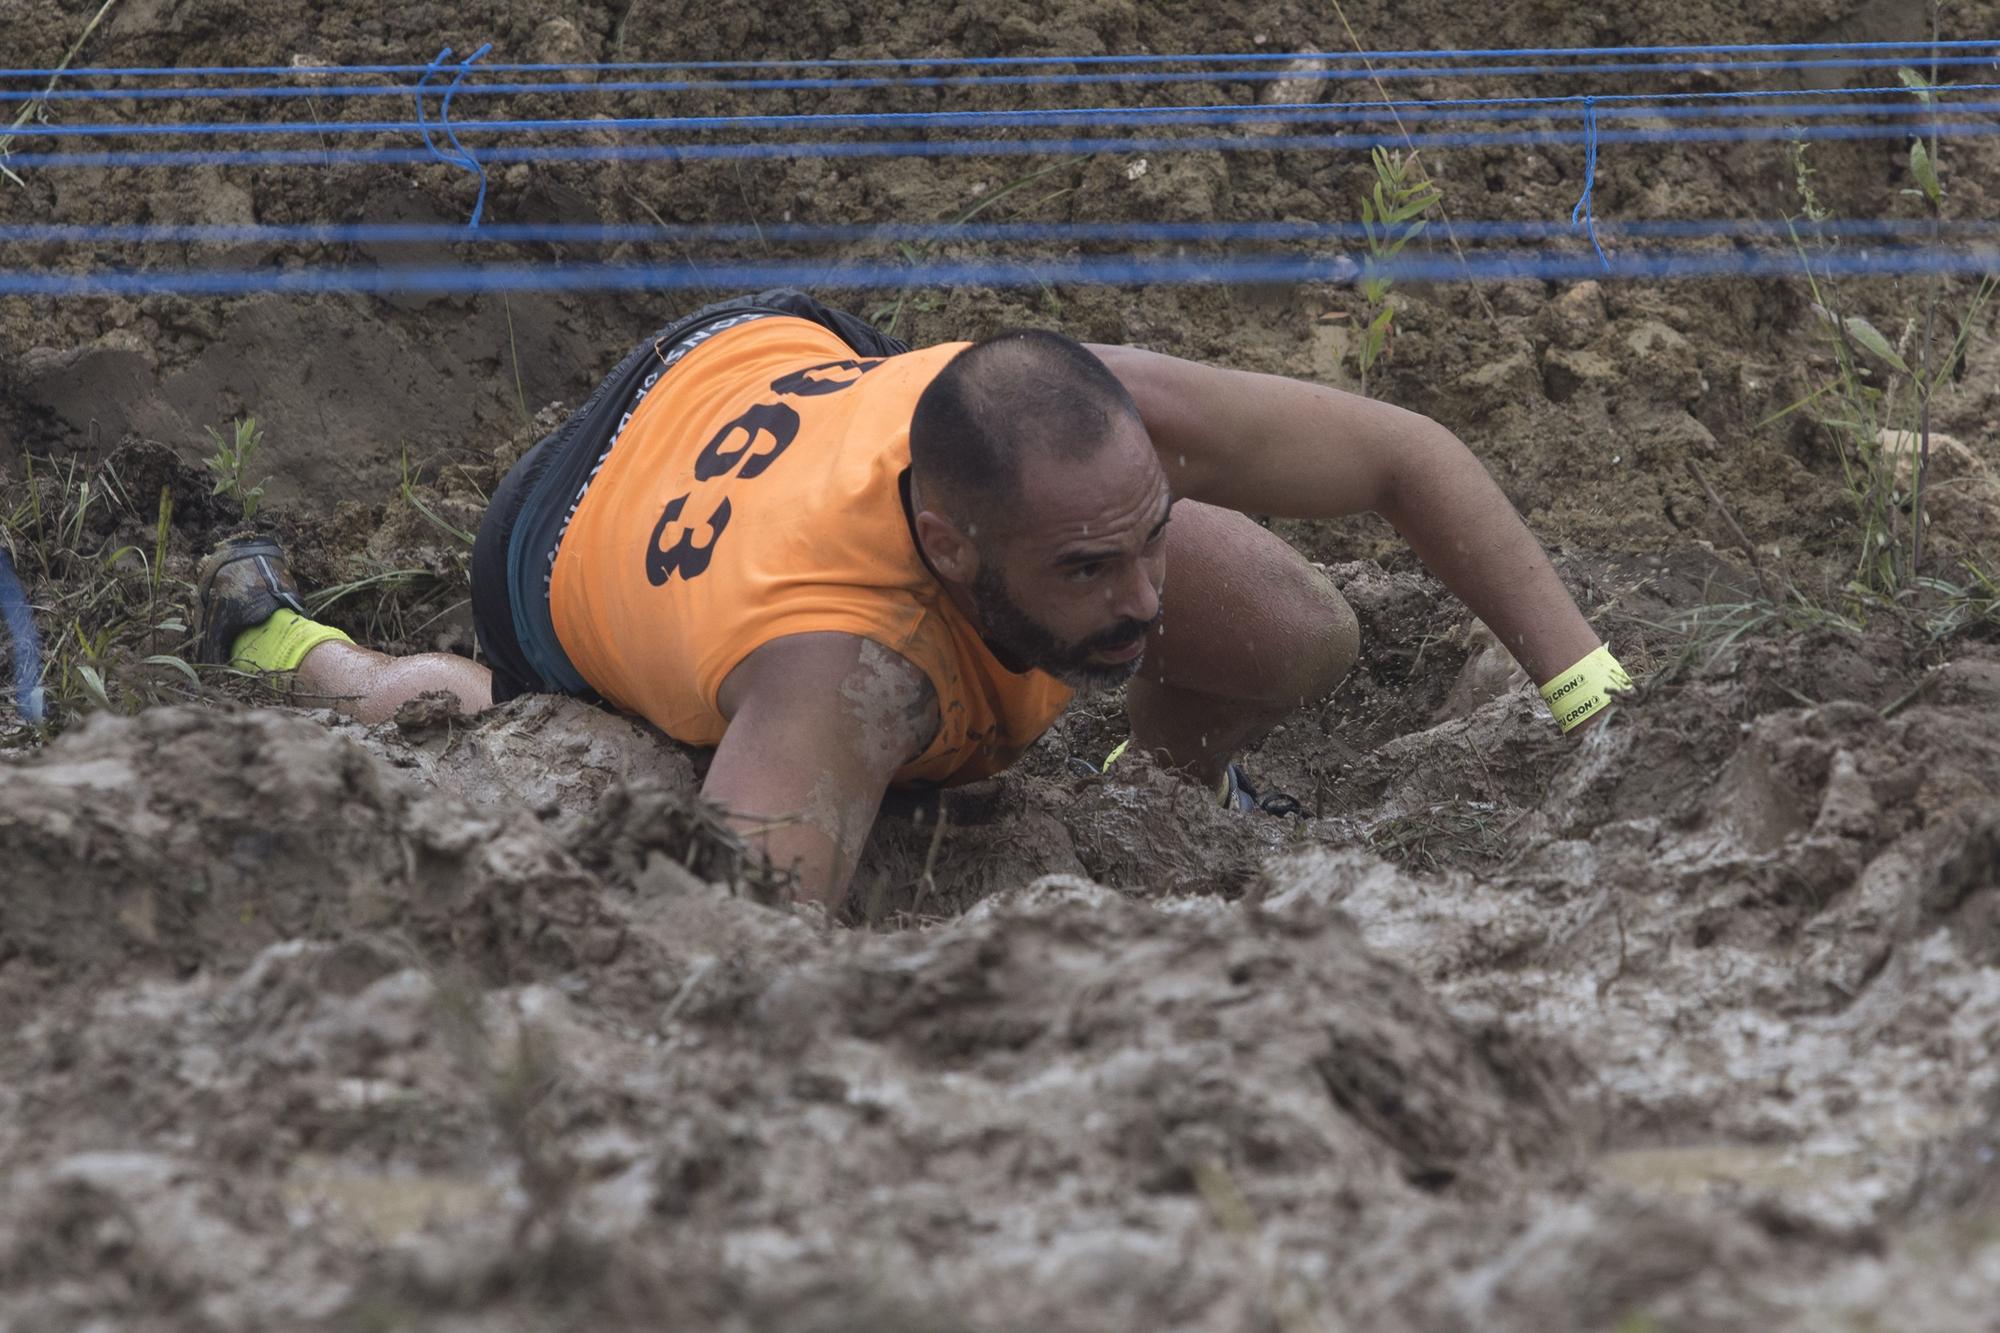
[909,328,1141,523]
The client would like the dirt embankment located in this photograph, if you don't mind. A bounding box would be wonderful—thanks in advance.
[5,0,1999,579]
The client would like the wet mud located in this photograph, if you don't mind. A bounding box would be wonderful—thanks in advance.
[3,610,1998,1330]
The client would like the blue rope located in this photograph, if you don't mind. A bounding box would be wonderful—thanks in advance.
[10,218,1998,249]
[1570,97,1609,270]
[441,46,492,225]
[5,38,1999,79]
[0,38,1992,80]
[11,87,1997,141]
[8,53,2000,103]
[413,45,492,226]
[9,117,1999,173]
[0,550,45,726]
[4,246,1997,298]
[5,41,1988,288]
[411,49,454,176]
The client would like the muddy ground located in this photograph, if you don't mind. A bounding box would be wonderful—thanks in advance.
[5,0,2000,1329]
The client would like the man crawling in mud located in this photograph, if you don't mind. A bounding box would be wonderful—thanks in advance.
[196,290,1627,911]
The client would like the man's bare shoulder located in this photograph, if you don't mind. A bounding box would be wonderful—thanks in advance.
[717,632,940,758]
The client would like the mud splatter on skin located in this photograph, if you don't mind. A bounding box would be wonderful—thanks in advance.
[764,639,947,900]
[840,639,938,776]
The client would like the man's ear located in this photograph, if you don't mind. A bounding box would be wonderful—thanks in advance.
[914,509,980,584]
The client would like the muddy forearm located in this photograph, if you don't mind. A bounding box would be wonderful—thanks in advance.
[706,636,937,917]
[1099,346,1602,689]
[727,811,859,913]
[1376,424,1601,686]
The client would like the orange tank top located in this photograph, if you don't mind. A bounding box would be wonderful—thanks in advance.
[549,316,1075,786]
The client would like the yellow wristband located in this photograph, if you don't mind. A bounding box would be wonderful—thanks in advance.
[1539,645,1632,734]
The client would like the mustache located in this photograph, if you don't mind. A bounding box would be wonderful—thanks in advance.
[1083,611,1163,653]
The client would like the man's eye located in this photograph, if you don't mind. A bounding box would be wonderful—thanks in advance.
[1067,562,1104,583]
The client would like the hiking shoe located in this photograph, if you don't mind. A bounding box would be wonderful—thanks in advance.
[195,534,310,664]
[1219,762,1305,818]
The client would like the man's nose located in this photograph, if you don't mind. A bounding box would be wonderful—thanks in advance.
[1109,560,1161,625]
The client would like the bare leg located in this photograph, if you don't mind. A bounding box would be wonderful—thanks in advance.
[291,641,494,724]
[1127,682,1301,789]
[1128,502,1357,785]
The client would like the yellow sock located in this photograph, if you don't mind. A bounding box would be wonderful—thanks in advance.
[228,609,354,673]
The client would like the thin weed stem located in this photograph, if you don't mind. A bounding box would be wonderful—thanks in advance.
[0,0,123,187]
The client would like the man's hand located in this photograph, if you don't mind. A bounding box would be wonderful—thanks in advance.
[1091,345,1604,699]
[707,632,939,912]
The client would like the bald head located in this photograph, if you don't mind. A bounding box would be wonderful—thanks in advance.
[909,329,1144,527]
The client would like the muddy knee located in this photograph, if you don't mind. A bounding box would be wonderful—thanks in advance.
[1150,503,1358,706]
[1284,571,1358,706]
[1219,561,1356,710]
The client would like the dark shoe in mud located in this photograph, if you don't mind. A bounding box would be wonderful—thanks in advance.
[195,534,311,665]
[1220,762,1305,818]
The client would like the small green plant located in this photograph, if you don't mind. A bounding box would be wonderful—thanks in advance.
[1639,588,1864,681]
[1912,560,2000,646]
[500,294,532,430]
[398,447,477,547]
[1777,123,1997,603]
[1,454,203,732]
[203,416,268,521]
[1354,146,1442,395]
[304,566,445,649]
[1625,562,1998,706]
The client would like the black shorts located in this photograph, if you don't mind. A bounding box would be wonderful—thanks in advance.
[470,289,911,705]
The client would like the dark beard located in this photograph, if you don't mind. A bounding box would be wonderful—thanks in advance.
[970,564,1160,694]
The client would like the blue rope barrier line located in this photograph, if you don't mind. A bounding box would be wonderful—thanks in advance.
[11,218,2000,249]
[5,39,1987,313]
[12,116,2000,172]
[1570,97,1609,270]
[14,85,2000,141]
[5,246,1998,298]
[4,38,1999,80]
[8,53,2000,104]
[413,44,492,226]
